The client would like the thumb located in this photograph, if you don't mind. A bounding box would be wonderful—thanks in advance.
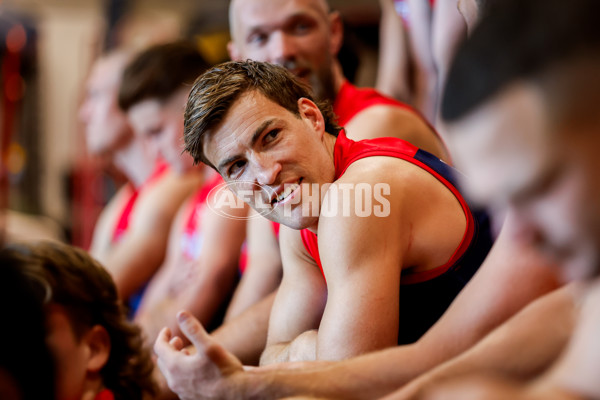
[177,310,212,352]
[177,310,243,373]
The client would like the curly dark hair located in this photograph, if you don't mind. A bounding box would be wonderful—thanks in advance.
[184,60,342,168]
[0,249,56,400]
[0,241,157,400]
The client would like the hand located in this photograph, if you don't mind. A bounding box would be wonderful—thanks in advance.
[154,310,245,400]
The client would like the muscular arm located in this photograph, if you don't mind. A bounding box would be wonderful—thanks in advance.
[213,291,277,365]
[384,284,578,399]
[102,171,201,300]
[135,184,248,344]
[431,0,467,129]
[541,279,600,399]
[406,0,438,122]
[376,0,411,103]
[174,195,248,334]
[259,226,328,365]
[315,180,404,360]
[153,211,564,400]
[399,211,561,373]
[225,213,282,321]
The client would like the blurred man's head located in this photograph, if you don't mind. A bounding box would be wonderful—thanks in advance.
[119,41,209,174]
[227,0,343,102]
[443,0,600,281]
[0,251,55,400]
[79,51,133,156]
[0,242,156,400]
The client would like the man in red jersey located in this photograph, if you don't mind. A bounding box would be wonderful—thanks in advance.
[181,60,491,364]
[227,0,448,159]
[79,51,199,307]
[206,0,452,365]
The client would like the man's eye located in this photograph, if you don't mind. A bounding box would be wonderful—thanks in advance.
[229,160,247,176]
[146,127,163,137]
[293,22,311,35]
[264,129,280,144]
[248,32,268,46]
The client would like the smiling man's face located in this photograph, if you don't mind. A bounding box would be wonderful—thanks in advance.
[203,90,336,230]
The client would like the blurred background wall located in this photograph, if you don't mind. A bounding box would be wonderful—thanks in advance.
[0,0,381,247]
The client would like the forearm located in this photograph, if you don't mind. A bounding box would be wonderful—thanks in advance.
[213,292,276,365]
[225,269,281,322]
[107,237,167,299]
[184,266,238,326]
[376,0,410,101]
[245,346,424,400]
[385,286,578,399]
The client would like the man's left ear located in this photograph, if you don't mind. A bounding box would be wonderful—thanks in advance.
[84,325,111,373]
[329,10,343,57]
[297,98,325,135]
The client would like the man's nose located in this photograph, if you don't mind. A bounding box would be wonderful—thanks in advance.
[269,31,298,65]
[251,153,282,186]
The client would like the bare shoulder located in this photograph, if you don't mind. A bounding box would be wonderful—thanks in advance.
[92,183,137,236]
[98,183,136,221]
[132,170,202,227]
[89,183,136,257]
[344,105,448,161]
[318,159,410,273]
[340,154,433,191]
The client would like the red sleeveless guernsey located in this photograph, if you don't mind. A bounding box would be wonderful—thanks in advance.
[269,81,440,244]
[112,161,169,243]
[182,173,248,274]
[333,80,438,134]
[300,131,492,344]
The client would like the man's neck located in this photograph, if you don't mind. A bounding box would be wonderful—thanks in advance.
[331,59,347,100]
[112,139,154,188]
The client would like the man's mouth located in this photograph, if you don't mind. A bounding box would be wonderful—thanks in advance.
[271,178,303,205]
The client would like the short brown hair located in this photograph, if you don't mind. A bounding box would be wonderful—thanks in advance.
[184,60,341,167]
[1,241,157,400]
[118,41,210,111]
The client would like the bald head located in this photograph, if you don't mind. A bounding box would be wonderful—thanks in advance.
[229,0,330,42]
[226,0,342,102]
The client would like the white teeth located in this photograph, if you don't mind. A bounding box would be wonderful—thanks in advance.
[275,182,299,203]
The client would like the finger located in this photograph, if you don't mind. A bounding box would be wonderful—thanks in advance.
[170,336,184,351]
[154,327,173,357]
[177,310,213,352]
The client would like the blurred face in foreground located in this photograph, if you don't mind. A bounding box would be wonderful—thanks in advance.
[447,82,600,281]
[228,0,342,101]
[46,305,109,400]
